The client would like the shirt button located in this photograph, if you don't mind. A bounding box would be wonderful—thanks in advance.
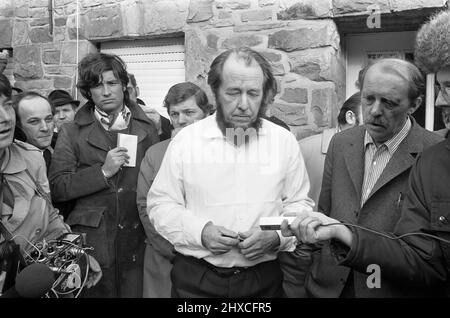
[35,228,42,235]
[373,161,377,166]
[118,224,124,229]
[439,216,448,224]
[117,187,123,193]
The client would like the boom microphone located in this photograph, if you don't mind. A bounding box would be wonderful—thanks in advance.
[1,263,55,298]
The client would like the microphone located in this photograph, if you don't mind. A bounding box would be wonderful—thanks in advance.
[1,263,55,298]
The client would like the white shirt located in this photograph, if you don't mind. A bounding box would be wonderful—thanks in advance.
[147,113,314,268]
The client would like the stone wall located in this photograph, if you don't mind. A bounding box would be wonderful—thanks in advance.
[0,0,446,139]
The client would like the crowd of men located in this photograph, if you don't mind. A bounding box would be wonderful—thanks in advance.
[1,8,450,298]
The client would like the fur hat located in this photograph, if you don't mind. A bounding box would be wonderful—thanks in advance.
[415,9,450,74]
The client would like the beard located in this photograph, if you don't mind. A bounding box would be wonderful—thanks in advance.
[215,99,267,146]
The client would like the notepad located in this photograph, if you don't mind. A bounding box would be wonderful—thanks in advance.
[117,133,137,167]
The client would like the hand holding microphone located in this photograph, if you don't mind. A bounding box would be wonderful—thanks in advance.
[280,211,353,246]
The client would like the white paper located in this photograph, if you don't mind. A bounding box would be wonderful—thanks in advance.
[117,133,138,167]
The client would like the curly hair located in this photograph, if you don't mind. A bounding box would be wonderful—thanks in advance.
[76,53,129,104]
[415,9,450,74]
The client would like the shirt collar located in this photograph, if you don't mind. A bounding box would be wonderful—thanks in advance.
[364,117,412,155]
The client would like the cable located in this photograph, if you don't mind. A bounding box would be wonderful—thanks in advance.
[320,222,450,244]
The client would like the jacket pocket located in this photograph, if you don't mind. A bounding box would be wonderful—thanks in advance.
[65,206,106,228]
[430,201,450,233]
[65,206,111,268]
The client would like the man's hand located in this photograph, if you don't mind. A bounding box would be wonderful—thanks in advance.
[101,147,129,178]
[237,228,280,261]
[280,211,352,246]
[201,222,240,254]
[85,255,102,288]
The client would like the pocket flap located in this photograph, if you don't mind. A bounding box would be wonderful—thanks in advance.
[431,201,450,233]
[66,206,106,228]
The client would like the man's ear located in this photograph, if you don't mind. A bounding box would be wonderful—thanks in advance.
[345,110,356,126]
[136,86,140,97]
[408,96,422,115]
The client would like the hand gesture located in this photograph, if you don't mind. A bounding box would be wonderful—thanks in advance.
[101,147,129,178]
[237,228,279,261]
[201,222,240,255]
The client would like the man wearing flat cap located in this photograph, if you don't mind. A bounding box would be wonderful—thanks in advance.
[48,89,80,136]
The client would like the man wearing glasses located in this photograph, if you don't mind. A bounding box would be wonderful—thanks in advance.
[435,77,450,138]
[49,53,159,297]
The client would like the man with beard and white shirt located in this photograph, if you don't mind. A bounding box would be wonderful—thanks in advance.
[147,47,314,298]
[12,92,55,172]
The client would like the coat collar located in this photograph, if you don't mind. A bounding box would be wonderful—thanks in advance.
[75,100,153,152]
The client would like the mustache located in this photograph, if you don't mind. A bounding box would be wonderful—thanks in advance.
[365,117,385,127]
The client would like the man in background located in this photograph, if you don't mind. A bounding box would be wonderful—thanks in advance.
[127,73,172,141]
[137,81,212,298]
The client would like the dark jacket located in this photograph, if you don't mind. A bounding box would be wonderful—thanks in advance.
[338,137,450,296]
[48,100,159,297]
[304,119,442,298]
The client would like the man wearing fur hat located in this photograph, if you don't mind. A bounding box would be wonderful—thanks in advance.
[282,9,450,296]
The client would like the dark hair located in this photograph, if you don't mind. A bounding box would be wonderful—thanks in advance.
[207,47,277,113]
[12,91,53,142]
[164,82,212,115]
[128,73,137,88]
[76,53,129,104]
[360,58,425,105]
[337,92,361,126]
[0,73,12,98]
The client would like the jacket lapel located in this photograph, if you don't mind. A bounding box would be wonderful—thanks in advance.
[366,121,423,201]
[343,127,365,203]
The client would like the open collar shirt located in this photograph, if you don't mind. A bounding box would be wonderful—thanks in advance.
[147,113,314,268]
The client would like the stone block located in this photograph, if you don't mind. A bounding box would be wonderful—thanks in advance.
[390,0,446,12]
[218,11,232,19]
[280,88,308,104]
[269,21,338,51]
[234,22,287,32]
[120,0,143,36]
[14,79,53,92]
[215,0,251,10]
[30,18,48,27]
[259,0,277,6]
[13,45,43,80]
[67,14,87,40]
[43,50,60,64]
[53,76,72,89]
[30,0,48,8]
[15,6,28,18]
[12,20,30,46]
[288,46,338,81]
[278,0,333,19]
[332,0,389,16]
[55,17,67,27]
[188,0,213,23]
[29,7,47,19]
[241,9,273,22]
[143,0,188,35]
[184,28,215,104]
[271,103,308,126]
[61,42,78,64]
[44,65,77,76]
[206,33,219,51]
[85,5,122,38]
[311,87,335,127]
[222,34,264,49]
[0,19,13,47]
[54,27,66,41]
[0,7,14,17]
[261,51,285,76]
[29,27,52,43]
